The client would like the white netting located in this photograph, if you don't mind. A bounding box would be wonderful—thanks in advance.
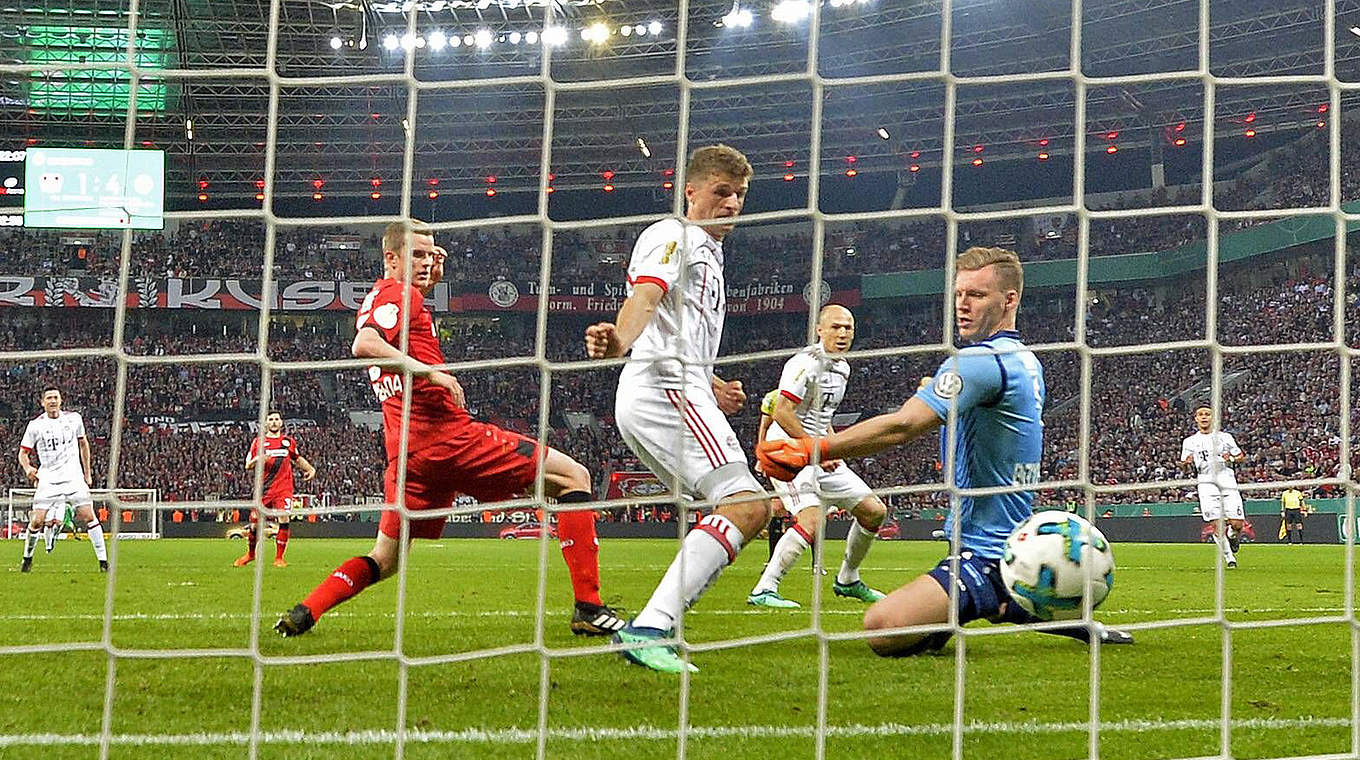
[0,0,1356,758]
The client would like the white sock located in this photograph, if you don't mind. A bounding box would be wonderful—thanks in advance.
[753,523,811,595]
[23,527,39,559]
[837,520,878,586]
[633,514,744,631]
[87,520,107,562]
[43,524,55,552]
[1213,533,1234,562]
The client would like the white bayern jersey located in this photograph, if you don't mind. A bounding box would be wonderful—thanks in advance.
[20,411,87,486]
[619,218,726,391]
[767,345,850,441]
[1180,430,1242,487]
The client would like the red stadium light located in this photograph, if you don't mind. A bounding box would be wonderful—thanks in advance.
[255,179,266,190]
[1037,152,1050,161]
[602,170,615,180]
[971,157,984,167]
[603,183,615,192]
[546,186,555,194]
[254,192,265,201]
[370,177,382,187]
[908,164,921,173]
[371,112,380,119]
[784,160,795,168]
[662,181,674,190]
[197,192,208,202]
[1318,103,1329,113]
[427,178,439,186]
[427,190,439,199]
[783,173,795,181]
[1105,131,1118,140]
[312,192,323,201]
[846,155,857,163]
[1318,120,1327,129]
[972,145,983,153]
[486,187,496,197]
[1244,112,1257,123]
[1244,129,1257,138]
[25,138,36,145]
[485,175,497,184]
[1038,138,1050,147]
[1175,121,1186,132]
[312,179,324,189]
[548,173,556,181]
[663,168,675,177]
[197,178,209,190]
[141,140,153,147]
[845,168,858,177]
[1174,137,1187,146]
[370,191,381,200]
[909,150,921,159]
[1106,145,1118,154]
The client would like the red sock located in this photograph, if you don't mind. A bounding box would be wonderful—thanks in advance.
[246,517,258,558]
[556,498,602,606]
[275,525,290,560]
[301,555,379,620]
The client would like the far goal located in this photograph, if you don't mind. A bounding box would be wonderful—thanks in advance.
[4,488,161,540]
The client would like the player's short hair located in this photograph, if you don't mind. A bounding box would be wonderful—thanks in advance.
[266,409,282,419]
[1193,403,1213,413]
[40,385,60,398]
[382,219,434,255]
[686,144,752,184]
[957,246,1023,297]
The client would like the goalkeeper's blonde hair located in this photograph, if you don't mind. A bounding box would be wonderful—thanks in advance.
[381,219,434,255]
[686,144,752,183]
[956,246,1023,297]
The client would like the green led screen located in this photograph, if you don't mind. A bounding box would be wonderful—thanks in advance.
[24,26,172,114]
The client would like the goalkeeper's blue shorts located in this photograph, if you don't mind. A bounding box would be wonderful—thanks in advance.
[925,551,1011,624]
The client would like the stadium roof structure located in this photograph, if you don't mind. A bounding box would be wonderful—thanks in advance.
[4,0,1360,204]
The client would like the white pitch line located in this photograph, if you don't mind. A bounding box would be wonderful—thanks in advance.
[0,606,1346,623]
[0,715,1349,747]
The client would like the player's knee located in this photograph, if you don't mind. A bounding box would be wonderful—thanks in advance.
[545,451,591,495]
[855,498,886,529]
[863,601,895,634]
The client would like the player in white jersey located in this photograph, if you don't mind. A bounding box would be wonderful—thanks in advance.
[747,305,888,608]
[18,387,108,572]
[586,144,771,674]
[1180,405,1246,567]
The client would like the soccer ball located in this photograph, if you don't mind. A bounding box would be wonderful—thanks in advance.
[1000,510,1115,621]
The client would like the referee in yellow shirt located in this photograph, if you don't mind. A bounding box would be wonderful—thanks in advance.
[1280,488,1307,544]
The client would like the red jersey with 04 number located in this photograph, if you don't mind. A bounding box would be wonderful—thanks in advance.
[249,433,299,502]
[356,277,469,459]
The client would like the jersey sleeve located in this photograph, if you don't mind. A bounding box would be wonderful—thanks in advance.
[626,221,684,294]
[247,437,259,463]
[287,436,300,460]
[1223,433,1242,457]
[1180,437,1192,462]
[777,352,816,404]
[19,422,34,452]
[913,349,1004,421]
[356,281,414,345]
[72,413,86,438]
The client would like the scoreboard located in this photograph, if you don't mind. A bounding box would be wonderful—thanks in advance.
[0,150,22,227]
[23,147,164,230]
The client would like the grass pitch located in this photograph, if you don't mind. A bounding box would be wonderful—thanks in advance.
[0,536,1352,760]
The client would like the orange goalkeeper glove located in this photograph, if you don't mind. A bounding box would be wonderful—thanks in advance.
[755,437,831,482]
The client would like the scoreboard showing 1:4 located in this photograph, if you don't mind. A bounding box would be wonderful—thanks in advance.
[23,147,165,230]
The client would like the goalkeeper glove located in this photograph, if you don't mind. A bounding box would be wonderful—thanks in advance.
[755,437,831,482]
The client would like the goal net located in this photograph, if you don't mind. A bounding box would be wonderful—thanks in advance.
[5,488,161,539]
[0,0,1354,758]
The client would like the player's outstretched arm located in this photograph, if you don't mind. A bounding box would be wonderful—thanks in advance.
[584,282,664,359]
[296,455,318,481]
[18,447,37,483]
[771,394,808,439]
[352,326,465,406]
[758,397,940,479]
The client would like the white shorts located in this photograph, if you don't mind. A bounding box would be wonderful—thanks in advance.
[771,461,874,515]
[32,480,91,516]
[615,383,764,503]
[1197,483,1244,521]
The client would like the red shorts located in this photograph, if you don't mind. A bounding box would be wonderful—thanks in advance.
[378,420,542,540]
[252,495,291,520]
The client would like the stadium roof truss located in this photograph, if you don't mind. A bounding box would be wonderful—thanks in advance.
[3,0,1360,199]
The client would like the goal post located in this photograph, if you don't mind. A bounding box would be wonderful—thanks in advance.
[5,488,161,540]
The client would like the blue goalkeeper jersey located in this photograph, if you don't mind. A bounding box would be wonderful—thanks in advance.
[913,330,1045,559]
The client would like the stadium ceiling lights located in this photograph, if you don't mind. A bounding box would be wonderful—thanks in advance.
[721,6,754,28]
[771,0,811,23]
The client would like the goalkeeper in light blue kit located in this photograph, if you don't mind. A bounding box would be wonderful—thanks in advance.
[759,246,1132,655]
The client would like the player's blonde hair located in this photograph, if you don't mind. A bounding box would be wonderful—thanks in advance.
[957,246,1023,297]
[686,144,752,183]
[381,219,434,255]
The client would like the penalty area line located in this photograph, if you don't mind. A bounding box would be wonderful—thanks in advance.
[0,716,1349,747]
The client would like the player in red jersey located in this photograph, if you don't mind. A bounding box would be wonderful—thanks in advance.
[275,219,624,638]
[235,410,317,568]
